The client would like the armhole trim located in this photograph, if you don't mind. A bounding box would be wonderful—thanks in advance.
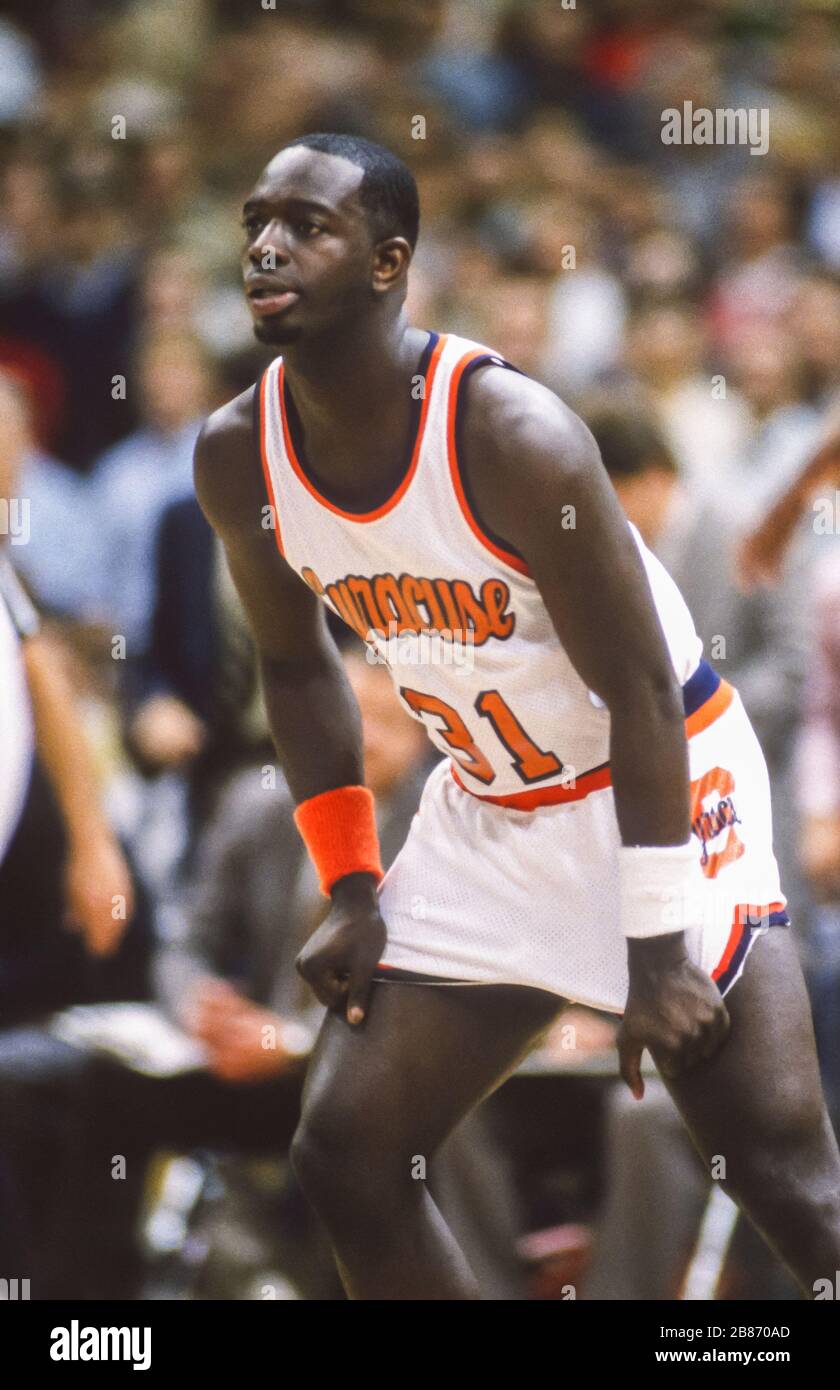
[255,366,286,557]
[446,351,532,578]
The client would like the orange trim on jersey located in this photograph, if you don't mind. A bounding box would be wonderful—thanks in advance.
[684,677,734,737]
[451,678,736,810]
[276,334,446,523]
[713,914,746,982]
[712,901,786,981]
[258,369,285,557]
[450,758,611,808]
[446,349,532,578]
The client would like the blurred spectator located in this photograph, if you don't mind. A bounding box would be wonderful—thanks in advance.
[795,552,840,1118]
[472,271,550,378]
[0,372,151,1296]
[140,246,254,359]
[124,492,273,878]
[532,197,628,394]
[86,330,215,656]
[0,373,102,621]
[622,226,703,305]
[726,324,823,515]
[788,273,840,411]
[1,161,143,471]
[0,374,36,866]
[495,0,641,154]
[0,18,42,125]
[808,159,840,274]
[710,172,806,350]
[624,301,752,494]
[0,372,140,973]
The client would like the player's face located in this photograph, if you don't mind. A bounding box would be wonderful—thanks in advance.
[241,148,377,346]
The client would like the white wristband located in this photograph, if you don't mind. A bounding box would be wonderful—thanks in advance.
[618,841,700,939]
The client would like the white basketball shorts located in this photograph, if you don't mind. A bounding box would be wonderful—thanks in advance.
[373,661,789,1015]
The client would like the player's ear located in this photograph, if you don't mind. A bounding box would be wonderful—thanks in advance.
[371,237,412,295]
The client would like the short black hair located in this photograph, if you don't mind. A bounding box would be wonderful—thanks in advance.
[585,405,677,480]
[280,132,420,250]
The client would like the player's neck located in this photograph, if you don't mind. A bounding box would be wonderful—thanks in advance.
[279,311,420,433]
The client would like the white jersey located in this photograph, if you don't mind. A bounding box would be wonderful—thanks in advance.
[257,331,703,808]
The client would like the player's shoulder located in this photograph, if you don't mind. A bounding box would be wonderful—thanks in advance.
[195,383,257,469]
[455,345,599,487]
[193,381,263,532]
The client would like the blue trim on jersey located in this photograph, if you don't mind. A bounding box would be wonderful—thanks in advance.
[715,922,753,995]
[577,659,722,783]
[716,909,791,994]
[682,657,720,718]
[453,351,529,564]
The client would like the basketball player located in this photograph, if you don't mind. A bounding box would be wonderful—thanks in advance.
[194,134,840,1300]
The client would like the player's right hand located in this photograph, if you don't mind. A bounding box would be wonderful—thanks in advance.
[295,873,387,1026]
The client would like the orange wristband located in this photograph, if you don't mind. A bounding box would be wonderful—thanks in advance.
[293,784,384,897]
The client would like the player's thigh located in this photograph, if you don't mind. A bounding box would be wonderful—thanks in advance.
[298,979,562,1160]
[658,928,832,1168]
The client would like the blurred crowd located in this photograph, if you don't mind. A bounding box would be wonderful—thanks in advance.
[2,0,840,1300]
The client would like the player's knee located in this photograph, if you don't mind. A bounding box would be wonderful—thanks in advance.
[290,1112,342,1201]
[290,1099,378,1207]
[801,1180,840,1236]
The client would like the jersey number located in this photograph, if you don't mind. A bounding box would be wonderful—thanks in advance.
[399,686,563,787]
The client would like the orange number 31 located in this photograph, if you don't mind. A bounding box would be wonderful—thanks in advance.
[399,686,563,786]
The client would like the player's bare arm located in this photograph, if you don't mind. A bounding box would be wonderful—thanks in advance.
[193,389,386,1023]
[460,367,730,1094]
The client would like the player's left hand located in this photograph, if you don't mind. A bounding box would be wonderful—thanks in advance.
[618,940,730,1100]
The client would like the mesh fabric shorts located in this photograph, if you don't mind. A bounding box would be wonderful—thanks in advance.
[374,678,789,1015]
